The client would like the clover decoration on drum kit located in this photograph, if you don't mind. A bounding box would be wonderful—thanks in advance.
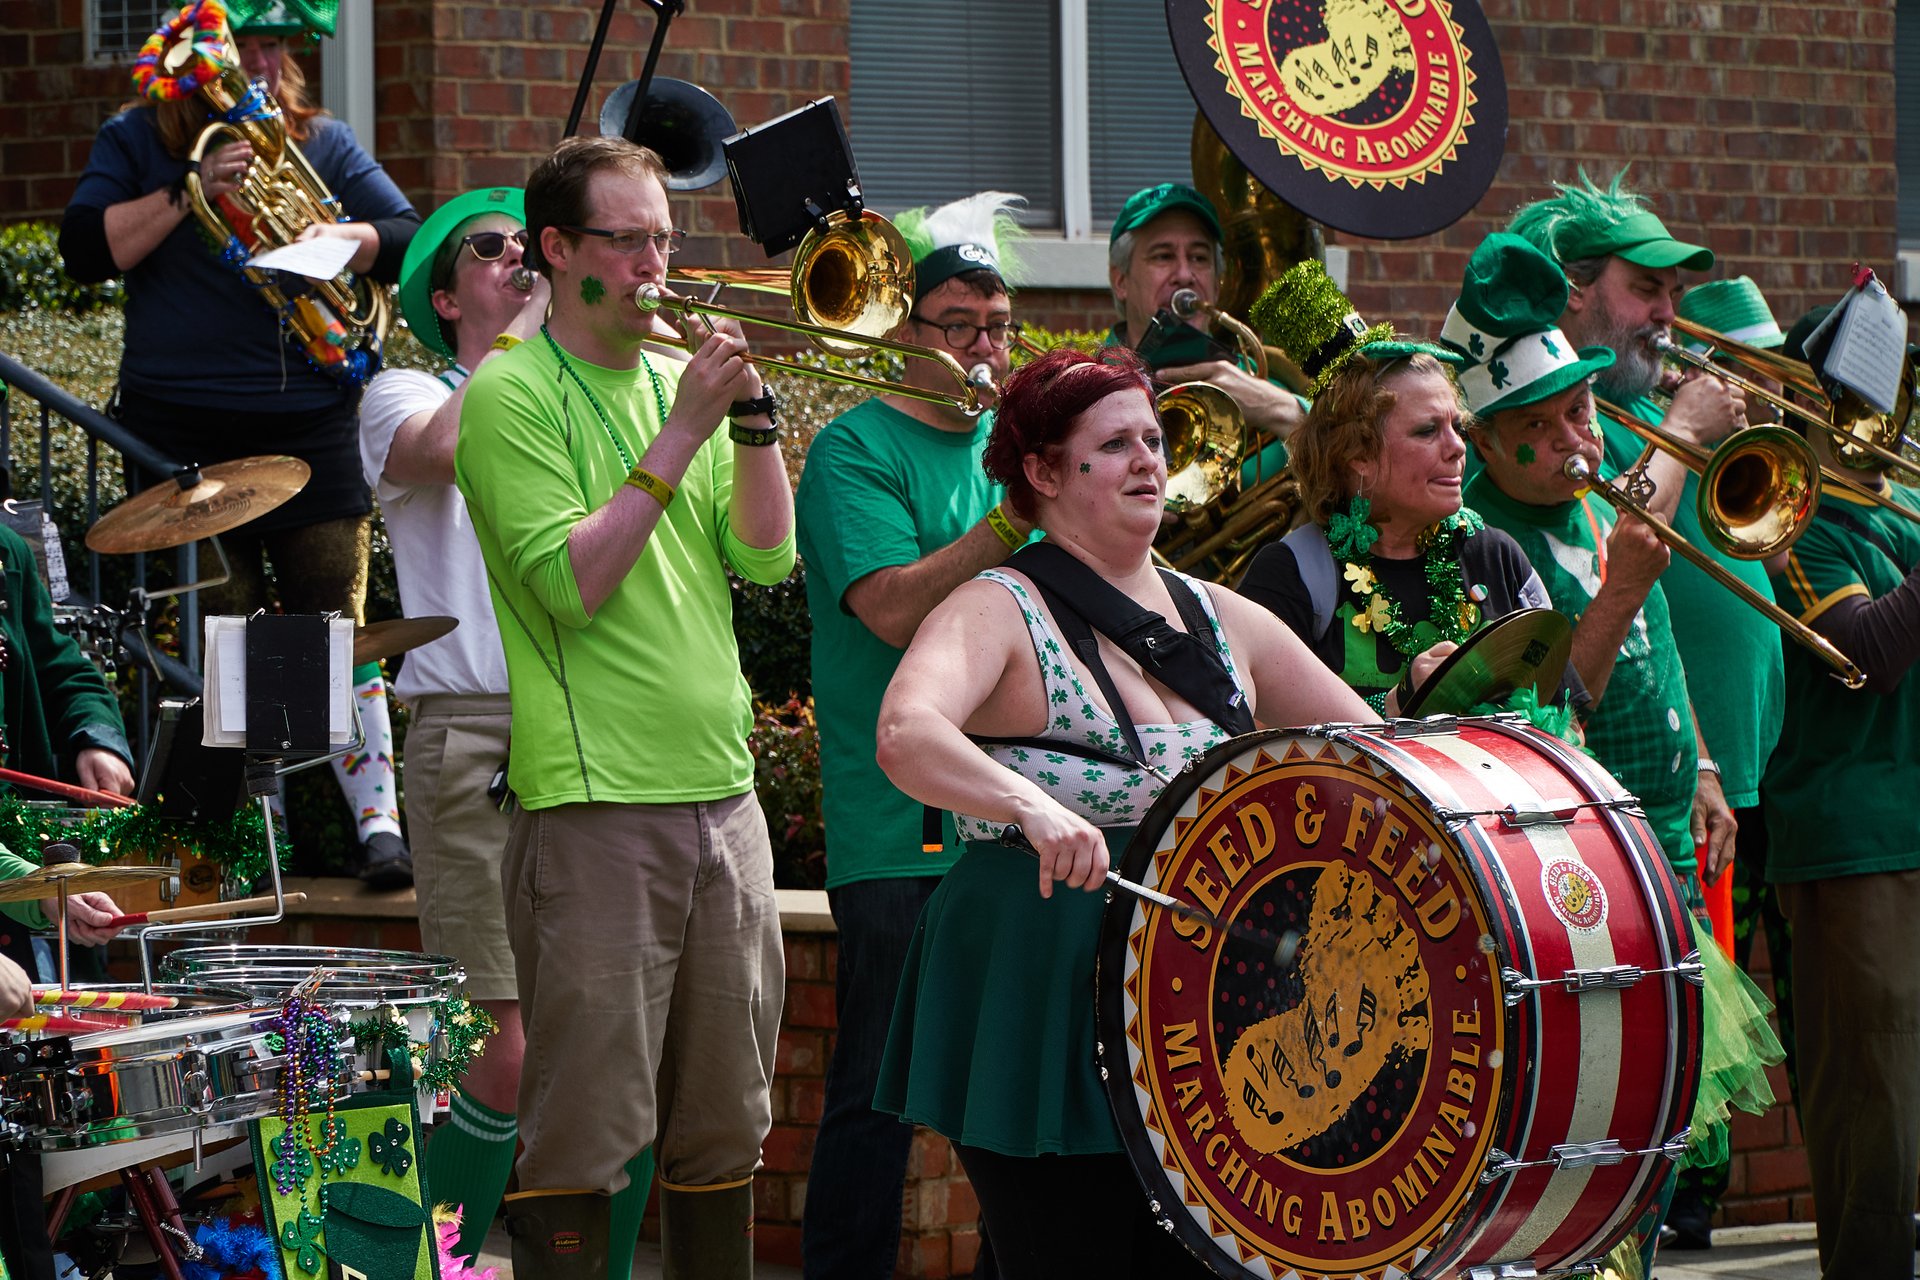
[1098,717,1704,1280]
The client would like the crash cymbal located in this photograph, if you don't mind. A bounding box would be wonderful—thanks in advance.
[353,616,458,666]
[0,862,174,904]
[1401,608,1574,718]
[86,456,312,554]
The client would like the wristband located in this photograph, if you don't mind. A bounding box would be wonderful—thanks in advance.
[1696,758,1721,777]
[728,422,780,447]
[986,502,1025,551]
[727,390,779,423]
[490,333,523,353]
[624,466,675,507]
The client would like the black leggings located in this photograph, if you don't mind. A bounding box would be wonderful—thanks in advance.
[954,1144,1219,1280]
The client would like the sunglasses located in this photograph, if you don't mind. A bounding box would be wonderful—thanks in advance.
[462,229,529,261]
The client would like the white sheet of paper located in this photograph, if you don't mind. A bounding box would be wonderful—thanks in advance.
[247,236,359,280]
[202,615,356,747]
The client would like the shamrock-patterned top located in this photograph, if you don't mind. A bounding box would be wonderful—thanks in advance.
[952,570,1244,842]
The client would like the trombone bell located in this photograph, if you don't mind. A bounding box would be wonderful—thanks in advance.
[1698,425,1820,559]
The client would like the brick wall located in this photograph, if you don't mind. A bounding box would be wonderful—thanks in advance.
[0,0,144,218]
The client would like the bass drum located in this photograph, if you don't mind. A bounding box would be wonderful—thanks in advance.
[1097,717,1703,1279]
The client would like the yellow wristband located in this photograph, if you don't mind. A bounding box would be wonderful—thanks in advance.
[986,502,1025,551]
[491,333,523,352]
[624,466,675,507]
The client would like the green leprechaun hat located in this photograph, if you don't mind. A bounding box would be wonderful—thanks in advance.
[1249,260,1460,394]
[1675,275,1786,354]
[1441,233,1616,416]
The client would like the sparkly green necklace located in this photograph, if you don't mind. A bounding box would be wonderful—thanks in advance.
[541,325,669,470]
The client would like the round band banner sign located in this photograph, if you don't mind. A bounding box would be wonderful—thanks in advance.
[1165,0,1508,239]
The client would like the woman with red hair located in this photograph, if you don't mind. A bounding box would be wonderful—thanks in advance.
[871,347,1369,1277]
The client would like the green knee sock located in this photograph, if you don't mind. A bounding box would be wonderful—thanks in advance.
[425,1090,519,1260]
[606,1148,657,1280]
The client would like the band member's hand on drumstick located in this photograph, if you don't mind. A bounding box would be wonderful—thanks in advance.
[0,955,27,1019]
[1011,798,1110,899]
[39,892,127,946]
[76,747,134,799]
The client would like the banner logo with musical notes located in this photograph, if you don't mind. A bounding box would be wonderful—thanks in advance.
[1116,743,1503,1276]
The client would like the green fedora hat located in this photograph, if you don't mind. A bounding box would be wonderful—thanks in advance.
[397,186,526,360]
[1442,233,1615,416]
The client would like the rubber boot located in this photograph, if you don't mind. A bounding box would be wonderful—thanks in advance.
[659,1179,755,1280]
[504,1189,611,1280]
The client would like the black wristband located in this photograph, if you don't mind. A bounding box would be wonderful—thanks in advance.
[727,390,779,423]
[728,422,781,447]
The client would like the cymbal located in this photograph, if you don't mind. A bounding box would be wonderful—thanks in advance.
[353,616,458,666]
[1401,608,1574,718]
[86,456,312,554]
[0,862,174,904]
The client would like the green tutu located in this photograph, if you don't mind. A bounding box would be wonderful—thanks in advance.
[874,834,1131,1158]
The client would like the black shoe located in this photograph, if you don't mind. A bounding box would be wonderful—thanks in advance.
[1663,1206,1713,1251]
[359,831,414,891]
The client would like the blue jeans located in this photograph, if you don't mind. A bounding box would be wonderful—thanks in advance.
[804,876,995,1279]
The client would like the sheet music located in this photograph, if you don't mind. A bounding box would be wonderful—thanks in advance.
[1823,276,1908,416]
[247,236,358,280]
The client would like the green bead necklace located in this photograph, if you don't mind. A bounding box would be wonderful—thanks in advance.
[541,325,669,471]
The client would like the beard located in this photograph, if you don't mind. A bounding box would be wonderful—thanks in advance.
[1584,303,1666,400]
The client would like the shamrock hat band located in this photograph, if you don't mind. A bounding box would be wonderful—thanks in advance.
[1441,303,1614,416]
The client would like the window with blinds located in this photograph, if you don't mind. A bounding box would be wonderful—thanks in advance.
[848,0,1196,237]
[1900,0,1920,243]
[88,0,172,64]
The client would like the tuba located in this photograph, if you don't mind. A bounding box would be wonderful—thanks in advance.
[143,2,388,386]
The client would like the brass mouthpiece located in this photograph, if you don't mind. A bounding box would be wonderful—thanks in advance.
[635,284,668,313]
[1171,288,1203,319]
[509,267,534,293]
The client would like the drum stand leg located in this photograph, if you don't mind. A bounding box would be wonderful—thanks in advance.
[120,1163,196,1280]
[44,1186,76,1239]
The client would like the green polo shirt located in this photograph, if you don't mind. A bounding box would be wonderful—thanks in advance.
[1763,481,1920,882]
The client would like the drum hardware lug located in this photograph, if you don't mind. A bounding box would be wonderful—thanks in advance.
[1434,796,1643,828]
[1501,952,1706,1005]
[1466,1265,1540,1279]
[1677,950,1707,987]
[1484,1132,1692,1183]
[1383,715,1462,738]
[58,1086,92,1123]
[181,1050,214,1116]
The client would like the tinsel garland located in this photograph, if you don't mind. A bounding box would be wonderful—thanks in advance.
[0,793,288,883]
[1337,505,1487,661]
[349,996,498,1095]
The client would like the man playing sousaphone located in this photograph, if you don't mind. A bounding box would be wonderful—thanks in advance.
[1236,262,1581,726]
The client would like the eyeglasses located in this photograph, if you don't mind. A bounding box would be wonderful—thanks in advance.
[910,315,1022,350]
[559,225,687,256]
[462,229,529,262]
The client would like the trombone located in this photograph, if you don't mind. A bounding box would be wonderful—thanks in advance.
[1663,318,1920,485]
[1561,452,1865,688]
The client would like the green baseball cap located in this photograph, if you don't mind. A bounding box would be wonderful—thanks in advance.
[398,186,526,360]
[1109,183,1222,246]
[1555,208,1713,272]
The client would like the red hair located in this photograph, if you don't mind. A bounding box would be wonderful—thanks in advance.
[984,346,1156,519]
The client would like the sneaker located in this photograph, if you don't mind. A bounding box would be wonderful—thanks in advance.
[359,831,414,891]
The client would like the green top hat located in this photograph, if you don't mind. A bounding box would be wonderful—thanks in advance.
[1442,233,1615,416]
[1109,183,1222,246]
[398,186,526,361]
[1249,260,1460,394]
[1676,276,1784,352]
[225,0,338,36]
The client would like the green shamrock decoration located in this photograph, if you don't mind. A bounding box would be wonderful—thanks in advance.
[270,1133,314,1188]
[1326,495,1379,561]
[368,1117,413,1177]
[1468,332,1484,357]
[1541,334,1560,358]
[580,275,607,306]
[317,1116,362,1175]
[280,1209,328,1275]
[1489,358,1510,389]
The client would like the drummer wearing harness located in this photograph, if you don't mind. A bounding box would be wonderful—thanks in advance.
[872,347,1369,1278]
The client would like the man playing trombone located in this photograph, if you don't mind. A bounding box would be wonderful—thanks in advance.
[455,135,795,1280]
[793,191,1023,1279]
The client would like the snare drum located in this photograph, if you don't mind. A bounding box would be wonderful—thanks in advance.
[1099,718,1702,1280]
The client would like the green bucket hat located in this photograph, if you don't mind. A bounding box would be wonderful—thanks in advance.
[1676,276,1785,352]
[1249,260,1461,394]
[1556,207,1713,273]
[225,0,338,36]
[1109,183,1222,246]
[1442,233,1616,416]
[397,186,526,361]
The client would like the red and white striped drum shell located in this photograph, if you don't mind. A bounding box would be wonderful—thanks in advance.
[1097,717,1703,1280]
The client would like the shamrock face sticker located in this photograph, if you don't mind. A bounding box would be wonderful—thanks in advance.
[368,1117,413,1178]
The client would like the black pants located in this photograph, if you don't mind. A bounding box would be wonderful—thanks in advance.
[954,1145,1216,1280]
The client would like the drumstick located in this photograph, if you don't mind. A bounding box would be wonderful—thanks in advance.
[103,892,307,928]
[999,824,1300,968]
[1,1013,119,1034]
[32,988,178,1011]
[0,767,136,809]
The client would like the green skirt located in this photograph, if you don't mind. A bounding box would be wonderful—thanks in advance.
[874,833,1131,1158]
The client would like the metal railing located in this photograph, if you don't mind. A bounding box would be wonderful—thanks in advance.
[0,350,206,761]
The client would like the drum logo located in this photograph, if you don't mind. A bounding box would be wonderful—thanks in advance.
[1541,857,1608,933]
[1118,741,1504,1277]
[1201,0,1477,190]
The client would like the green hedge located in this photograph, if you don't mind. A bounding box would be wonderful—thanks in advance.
[0,222,123,313]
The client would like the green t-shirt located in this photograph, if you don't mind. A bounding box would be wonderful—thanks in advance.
[1598,396,1784,808]
[1763,482,1920,882]
[455,338,795,809]
[1466,473,1700,873]
[795,400,999,888]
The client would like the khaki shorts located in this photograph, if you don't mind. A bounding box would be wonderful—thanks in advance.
[402,693,516,1001]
